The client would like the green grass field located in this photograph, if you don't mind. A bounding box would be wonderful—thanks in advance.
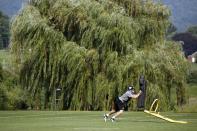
[0,111,196,131]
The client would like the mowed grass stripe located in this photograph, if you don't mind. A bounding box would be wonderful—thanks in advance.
[0,111,196,131]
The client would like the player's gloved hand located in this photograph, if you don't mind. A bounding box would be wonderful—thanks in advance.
[140,86,143,91]
[139,90,142,95]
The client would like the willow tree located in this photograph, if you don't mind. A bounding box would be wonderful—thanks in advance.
[10,0,188,110]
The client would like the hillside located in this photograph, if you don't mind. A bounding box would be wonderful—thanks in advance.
[161,0,197,32]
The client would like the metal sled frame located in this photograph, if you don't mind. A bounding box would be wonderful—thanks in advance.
[144,99,187,124]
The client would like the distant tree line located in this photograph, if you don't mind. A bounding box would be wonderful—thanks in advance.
[172,32,197,57]
[167,24,197,57]
[167,25,197,86]
[0,11,9,49]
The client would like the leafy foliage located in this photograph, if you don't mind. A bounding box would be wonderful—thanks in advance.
[0,64,28,110]
[187,25,197,36]
[10,0,189,110]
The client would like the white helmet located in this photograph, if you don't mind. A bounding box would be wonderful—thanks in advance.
[128,86,134,91]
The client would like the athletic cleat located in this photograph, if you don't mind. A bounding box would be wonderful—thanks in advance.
[104,114,108,122]
[110,118,115,122]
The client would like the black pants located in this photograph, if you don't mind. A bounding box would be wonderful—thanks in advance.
[114,97,124,111]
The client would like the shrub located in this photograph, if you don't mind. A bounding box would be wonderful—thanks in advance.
[0,66,29,110]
